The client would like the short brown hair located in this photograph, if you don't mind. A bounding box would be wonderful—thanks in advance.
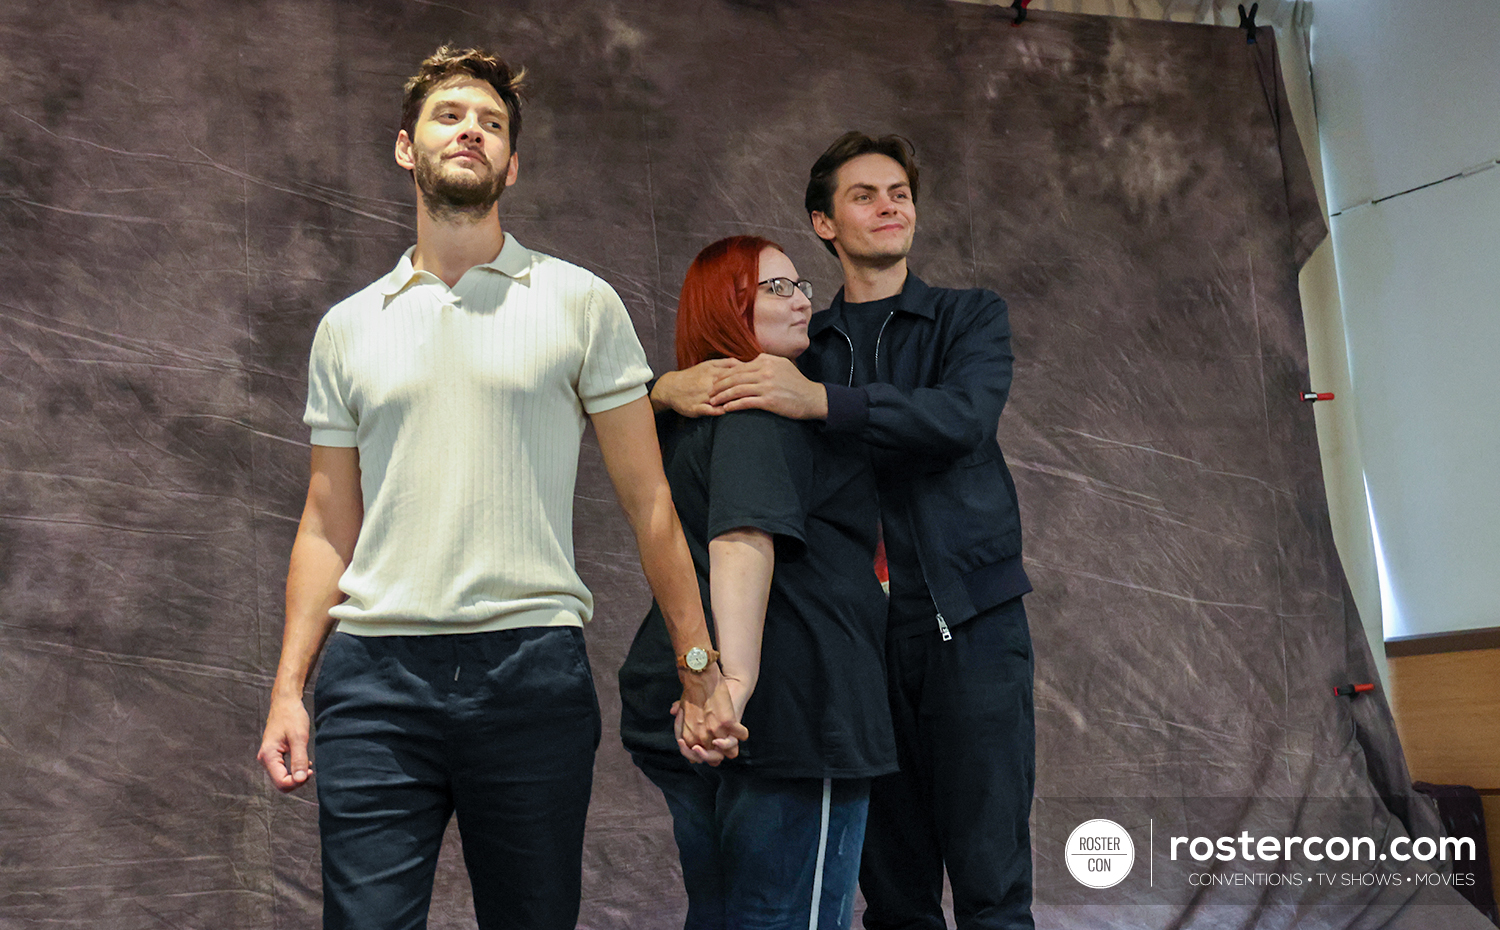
[401,46,526,151]
[805,132,920,256]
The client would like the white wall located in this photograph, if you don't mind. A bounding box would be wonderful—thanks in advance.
[1310,0,1500,640]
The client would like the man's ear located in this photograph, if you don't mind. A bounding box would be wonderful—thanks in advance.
[395,130,415,171]
[504,151,519,188]
[809,210,837,244]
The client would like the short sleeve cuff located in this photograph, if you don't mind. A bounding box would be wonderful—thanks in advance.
[310,427,358,448]
[581,381,648,415]
[823,383,870,433]
[708,518,808,562]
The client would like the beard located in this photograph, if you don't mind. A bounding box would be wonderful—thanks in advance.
[413,147,506,221]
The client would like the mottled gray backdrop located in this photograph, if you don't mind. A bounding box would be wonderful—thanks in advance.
[1,2,1486,929]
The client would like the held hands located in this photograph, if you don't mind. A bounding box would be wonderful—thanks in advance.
[672,664,749,765]
[257,694,313,792]
[710,354,828,420]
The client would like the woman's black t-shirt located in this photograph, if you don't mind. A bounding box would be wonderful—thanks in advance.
[617,409,896,779]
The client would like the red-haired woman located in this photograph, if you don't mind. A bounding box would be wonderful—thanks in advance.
[618,236,895,929]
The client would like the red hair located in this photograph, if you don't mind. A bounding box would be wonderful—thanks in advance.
[675,236,782,370]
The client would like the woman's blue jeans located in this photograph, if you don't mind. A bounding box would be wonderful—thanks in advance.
[634,754,871,930]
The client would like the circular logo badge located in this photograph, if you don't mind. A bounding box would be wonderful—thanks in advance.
[1066,819,1135,888]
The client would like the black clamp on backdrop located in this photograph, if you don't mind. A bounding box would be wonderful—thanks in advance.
[1011,0,1033,26]
[1334,683,1375,698]
[1239,3,1259,44]
[1301,391,1335,403]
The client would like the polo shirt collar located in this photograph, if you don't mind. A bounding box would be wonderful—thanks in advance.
[376,232,535,298]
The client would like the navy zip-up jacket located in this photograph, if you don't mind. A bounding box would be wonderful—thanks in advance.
[799,273,1030,629]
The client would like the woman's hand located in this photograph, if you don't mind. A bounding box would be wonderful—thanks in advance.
[713,673,755,747]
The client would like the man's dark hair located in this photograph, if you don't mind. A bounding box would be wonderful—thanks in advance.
[804,132,921,256]
[401,46,526,152]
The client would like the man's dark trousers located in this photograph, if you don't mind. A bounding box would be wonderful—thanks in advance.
[313,626,601,930]
[860,597,1035,930]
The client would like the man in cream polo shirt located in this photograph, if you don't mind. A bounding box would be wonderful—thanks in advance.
[255,47,741,930]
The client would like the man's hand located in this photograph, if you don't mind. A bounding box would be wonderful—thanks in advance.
[258,445,359,793]
[709,354,828,420]
[257,694,313,792]
[651,360,737,417]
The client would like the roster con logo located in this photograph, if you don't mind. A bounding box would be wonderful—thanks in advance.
[1066,819,1135,888]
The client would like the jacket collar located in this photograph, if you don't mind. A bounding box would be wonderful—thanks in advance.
[377,232,534,299]
[808,271,935,337]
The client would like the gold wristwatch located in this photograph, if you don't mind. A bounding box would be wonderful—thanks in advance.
[676,645,719,673]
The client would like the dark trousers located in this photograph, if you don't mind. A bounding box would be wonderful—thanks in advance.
[312,627,601,930]
[859,598,1035,930]
[635,755,871,930]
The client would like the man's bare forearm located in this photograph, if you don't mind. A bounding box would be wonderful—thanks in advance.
[592,400,715,662]
[631,477,717,692]
[591,399,747,758]
[258,445,362,791]
[614,467,748,760]
[272,447,362,695]
[271,532,349,699]
[258,531,345,792]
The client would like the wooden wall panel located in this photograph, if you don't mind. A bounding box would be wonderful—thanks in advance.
[1387,646,1500,907]
[1387,647,1500,788]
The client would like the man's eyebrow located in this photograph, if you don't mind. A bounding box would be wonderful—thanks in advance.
[426,97,506,119]
[845,181,911,193]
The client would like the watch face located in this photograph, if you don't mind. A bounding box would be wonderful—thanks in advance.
[686,647,708,672]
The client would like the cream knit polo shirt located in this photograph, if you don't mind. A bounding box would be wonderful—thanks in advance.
[304,234,652,636]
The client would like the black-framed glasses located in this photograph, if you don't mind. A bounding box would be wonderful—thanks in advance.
[759,277,813,300]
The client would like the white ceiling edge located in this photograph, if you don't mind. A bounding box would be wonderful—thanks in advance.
[949,0,1302,30]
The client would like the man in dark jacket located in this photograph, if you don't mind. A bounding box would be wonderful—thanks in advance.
[653,132,1034,929]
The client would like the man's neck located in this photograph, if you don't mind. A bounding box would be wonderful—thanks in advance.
[840,256,908,304]
[410,197,506,288]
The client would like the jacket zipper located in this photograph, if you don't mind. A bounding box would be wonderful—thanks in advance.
[861,309,949,641]
[919,552,952,641]
[904,501,951,641]
[873,310,895,379]
[832,325,855,386]
[835,309,895,383]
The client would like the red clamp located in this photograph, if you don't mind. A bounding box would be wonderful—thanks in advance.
[1301,392,1335,403]
[1334,683,1375,698]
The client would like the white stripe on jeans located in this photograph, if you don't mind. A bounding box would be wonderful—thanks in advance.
[808,777,833,930]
